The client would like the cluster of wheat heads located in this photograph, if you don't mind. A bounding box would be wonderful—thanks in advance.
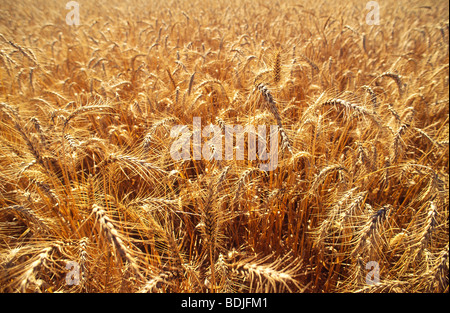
[0,0,448,293]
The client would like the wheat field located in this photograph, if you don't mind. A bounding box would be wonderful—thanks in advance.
[0,0,448,293]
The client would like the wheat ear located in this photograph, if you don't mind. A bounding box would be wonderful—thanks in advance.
[92,205,143,280]
[256,83,293,155]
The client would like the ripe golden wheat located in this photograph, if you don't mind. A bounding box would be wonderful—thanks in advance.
[0,0,448,293]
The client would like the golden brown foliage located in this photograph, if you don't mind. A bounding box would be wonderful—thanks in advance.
[0,0,448,292]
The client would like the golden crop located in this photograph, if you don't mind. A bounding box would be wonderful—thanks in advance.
[0,0,448,293]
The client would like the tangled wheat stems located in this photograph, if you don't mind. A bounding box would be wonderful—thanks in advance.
[0,0,448,293]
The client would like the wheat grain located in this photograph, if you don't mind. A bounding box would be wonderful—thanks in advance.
[256,83,293,154]
[92,205,143,280]
[0,0,448,294]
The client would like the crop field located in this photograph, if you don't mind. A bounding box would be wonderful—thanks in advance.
[0,0,448,293]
